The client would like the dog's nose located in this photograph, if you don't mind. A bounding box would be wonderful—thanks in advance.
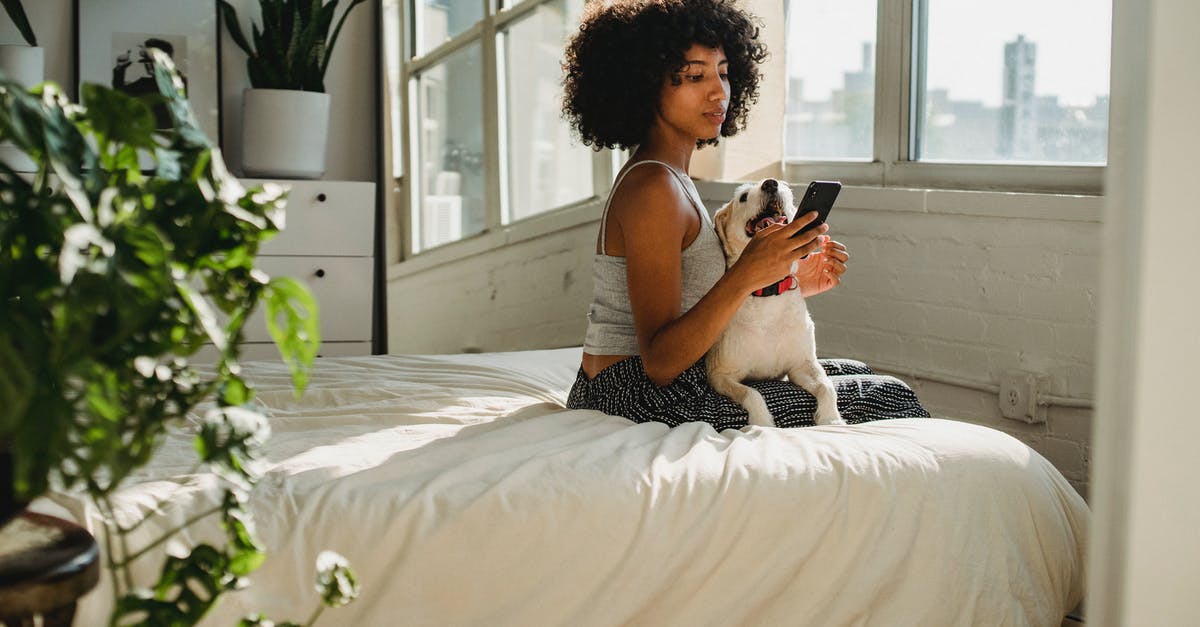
[761,179,777,194]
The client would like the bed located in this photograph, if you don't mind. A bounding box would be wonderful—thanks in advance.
[35,347,1088,626]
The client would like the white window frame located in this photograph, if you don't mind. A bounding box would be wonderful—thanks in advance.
[385,0,1110,268]
[396,0,616,259]
[782,0,1106,195]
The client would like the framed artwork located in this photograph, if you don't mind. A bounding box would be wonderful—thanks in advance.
[75,0,221,148]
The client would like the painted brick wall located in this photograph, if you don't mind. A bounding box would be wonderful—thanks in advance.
[795,190,1100,500]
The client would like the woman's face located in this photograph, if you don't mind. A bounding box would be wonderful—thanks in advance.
[656,43,730,143]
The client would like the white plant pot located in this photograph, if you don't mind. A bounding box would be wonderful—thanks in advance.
[0,45,44,172]
[242,88,331,179]
[0,45,44,88]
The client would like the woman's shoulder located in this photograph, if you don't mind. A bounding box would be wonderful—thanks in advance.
[608,163,694,229]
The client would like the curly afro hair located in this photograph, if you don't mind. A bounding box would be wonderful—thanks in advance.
[562,0,768,151]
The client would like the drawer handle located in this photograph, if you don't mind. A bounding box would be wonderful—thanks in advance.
[314,268,326,278]
[316,193,327,202]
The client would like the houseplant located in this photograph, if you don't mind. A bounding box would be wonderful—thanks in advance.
[219,0,369,178]
[0,50,356,624]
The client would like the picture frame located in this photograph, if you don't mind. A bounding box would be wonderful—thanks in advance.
[75,0,222,152]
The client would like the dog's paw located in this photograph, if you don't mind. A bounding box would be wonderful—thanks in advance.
[746,408,776,428]
[814,407,845,426]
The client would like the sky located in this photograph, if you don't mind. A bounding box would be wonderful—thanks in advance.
[786,0,1113,108]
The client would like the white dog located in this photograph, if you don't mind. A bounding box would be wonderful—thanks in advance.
[707,178,843,427]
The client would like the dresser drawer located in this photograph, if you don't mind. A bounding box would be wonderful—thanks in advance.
[246,256,374,343]
[246,180,374,257]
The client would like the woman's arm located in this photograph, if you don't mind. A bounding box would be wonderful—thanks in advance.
[610,168,827,386]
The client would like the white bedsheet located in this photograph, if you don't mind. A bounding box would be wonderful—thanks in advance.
[40,348,1088,626]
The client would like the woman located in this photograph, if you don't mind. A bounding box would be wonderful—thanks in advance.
[562,0,928,429]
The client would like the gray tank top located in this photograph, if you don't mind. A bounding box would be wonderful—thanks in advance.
[582,160,727,356]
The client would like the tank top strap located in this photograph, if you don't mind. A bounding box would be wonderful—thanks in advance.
[599,160,711,254]
[664,166,713,228]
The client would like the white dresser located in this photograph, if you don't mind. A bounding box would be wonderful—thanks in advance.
[196,179,376,362]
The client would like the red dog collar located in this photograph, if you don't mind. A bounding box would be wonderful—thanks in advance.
[752,275,798,297]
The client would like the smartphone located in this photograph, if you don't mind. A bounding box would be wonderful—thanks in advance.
[790,180,842,237]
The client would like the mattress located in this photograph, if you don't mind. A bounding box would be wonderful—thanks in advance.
[35,347,1088,626]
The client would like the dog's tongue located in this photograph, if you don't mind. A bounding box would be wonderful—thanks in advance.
[754,215,788,233]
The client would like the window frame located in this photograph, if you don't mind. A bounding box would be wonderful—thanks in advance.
[782,0,1105,195]
[386,0,1110,266]
[396,0,615,258]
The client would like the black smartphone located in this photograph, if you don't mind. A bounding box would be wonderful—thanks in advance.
[790,180,842,237]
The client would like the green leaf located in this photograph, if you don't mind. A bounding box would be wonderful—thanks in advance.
[174,279,228,352]
[149,49,214,149]
[111,543,234,625]
[263,277,319,395]
[196,405,269,490]
[80,84,157,151]
[219,0,256,58]
[0,337,34,433]
[322,0,370,81]
[1,0,37,46]
[314,550,359,608]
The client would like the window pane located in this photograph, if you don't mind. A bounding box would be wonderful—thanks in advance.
[384,0,403,178]
[914,0,1111,164]
[784,0,877,161]
[413,44,484,251]
[413,0,483,56]
[499,0,592,223]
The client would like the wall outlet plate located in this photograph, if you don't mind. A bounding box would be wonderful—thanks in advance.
[999,370,1049,423]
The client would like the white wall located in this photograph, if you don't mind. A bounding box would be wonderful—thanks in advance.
[1088,0,1200,624]
[1,0,377,181]
[803,187,1099,499]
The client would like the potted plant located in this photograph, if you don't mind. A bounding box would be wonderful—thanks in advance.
[220,0,369,179]
[0,50,357,624]
[0,0,40,172]
[0,0,40,86]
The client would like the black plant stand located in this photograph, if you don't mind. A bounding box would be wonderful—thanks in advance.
[0,511,99,627]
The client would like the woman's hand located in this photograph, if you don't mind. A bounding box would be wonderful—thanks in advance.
[730,211,830,293]
[796,236,848,297]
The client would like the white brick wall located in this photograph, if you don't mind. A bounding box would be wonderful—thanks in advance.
[386,186,1101,499]
[799,189,1101,499]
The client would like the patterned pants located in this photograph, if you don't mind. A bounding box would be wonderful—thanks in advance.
[566,357,930,431]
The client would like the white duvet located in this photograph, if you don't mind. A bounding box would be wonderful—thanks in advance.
[39,348,1087,626]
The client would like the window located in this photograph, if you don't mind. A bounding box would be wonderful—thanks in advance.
[413,1,483,57]
[383,0,1115,262]
[913,0,1110,163]
[785,0,877,161]
[784,0,1111,191]
[498,1,593,223]
[399,0,597,254]
[413,44,484,249]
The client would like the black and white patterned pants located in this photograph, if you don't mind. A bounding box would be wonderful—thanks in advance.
[566,357,930,431]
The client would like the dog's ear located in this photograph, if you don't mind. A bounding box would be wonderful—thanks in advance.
[712,202,740,262]
[713,202,731,241]
[713,202,730,232]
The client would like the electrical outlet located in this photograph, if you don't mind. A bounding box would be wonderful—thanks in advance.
[998,370,1048,423]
